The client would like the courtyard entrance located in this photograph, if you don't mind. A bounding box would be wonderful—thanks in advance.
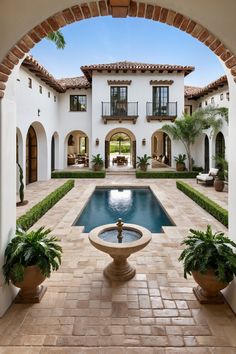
[152,130,172,168]
[105,128,136,169]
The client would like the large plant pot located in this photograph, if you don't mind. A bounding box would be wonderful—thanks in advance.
[93,164,102,171]
[140,165,147,172]
[192,270,228,304]
[12,265,47,303]
[214,178,224,192]
[176,162,185,171]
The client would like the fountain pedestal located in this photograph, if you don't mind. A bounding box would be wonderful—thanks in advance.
[88,223,152,282]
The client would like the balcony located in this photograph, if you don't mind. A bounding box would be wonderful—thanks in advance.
[146,102,177,122]
[102,102,138,124]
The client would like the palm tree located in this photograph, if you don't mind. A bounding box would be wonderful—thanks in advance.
[46,30,66,49]
[112,133,130,154]
[162,107,224,171]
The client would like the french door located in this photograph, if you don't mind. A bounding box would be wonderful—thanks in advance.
[110,86,127,116]
[153,86,169,115]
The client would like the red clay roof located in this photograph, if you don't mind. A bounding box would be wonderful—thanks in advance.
[81,61,195,80]
[185,75,228,99]
[58,76,91,89]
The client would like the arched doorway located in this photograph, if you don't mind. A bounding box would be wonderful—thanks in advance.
[65,130,89,167]
[105,128,136,168]
[152,130,172,167]
[215,132,225,158]
[204,135,210,172]
[26,126,37,184]
[51,135,55,172]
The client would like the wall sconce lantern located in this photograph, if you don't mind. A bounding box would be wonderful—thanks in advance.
[96,138,99,146]
[142,138,146,146]
[38,109,40,117]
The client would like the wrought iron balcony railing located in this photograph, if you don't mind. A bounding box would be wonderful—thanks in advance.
[102,102,138,124]
[146,102,177,122]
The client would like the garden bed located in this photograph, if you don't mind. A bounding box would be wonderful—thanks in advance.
[51,171,105,178]
[136,171,198,179]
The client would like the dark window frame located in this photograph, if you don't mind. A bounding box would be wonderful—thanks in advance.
[28,77,32,89]
[152,86,169,115]
[70,95,87,112]
[39,85,42,94]
[220,93,224,101]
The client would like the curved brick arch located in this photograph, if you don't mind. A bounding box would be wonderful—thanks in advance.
[1,0,236,98]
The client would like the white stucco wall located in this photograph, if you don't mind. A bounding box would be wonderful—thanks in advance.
[91,71,186,166]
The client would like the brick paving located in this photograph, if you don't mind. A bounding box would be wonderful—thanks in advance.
[2,176,235,353]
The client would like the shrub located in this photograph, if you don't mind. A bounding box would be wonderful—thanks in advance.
[17,180,74,231]
[192,166,204,172]
[176,181,228,227]
[136,171,198,179]
[51,171,105,178]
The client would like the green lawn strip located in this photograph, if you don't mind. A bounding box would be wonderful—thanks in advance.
[176,180,228,228]
[51,171,105,178]
[17,180,75,231]
[136,171,198,179]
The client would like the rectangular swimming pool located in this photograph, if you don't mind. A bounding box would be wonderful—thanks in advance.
[73,187,174,232]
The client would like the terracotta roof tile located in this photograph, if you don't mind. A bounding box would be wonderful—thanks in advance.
[185,75,228,99]
[22,55,64,92]
[81,61,195,80]
[57,76,91,89]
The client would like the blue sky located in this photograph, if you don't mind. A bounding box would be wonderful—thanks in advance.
[31,17,225,87]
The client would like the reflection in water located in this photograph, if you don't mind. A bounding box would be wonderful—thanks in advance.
[108,189,132,214]
[99,229,141,244]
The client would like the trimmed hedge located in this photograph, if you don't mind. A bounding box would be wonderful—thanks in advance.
[17,180,75,231]
[51,171,105,178]
[176,181,228,227]
[136,171,199,179]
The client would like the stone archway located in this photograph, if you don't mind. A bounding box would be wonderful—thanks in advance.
[105,127,136,168]
[1,1,236,98]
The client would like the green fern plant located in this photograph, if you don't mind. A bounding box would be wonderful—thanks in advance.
[3,227,62,284]
[137,154,151,171]
[178,225,236,283]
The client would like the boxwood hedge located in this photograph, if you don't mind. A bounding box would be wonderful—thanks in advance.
[136,171,198,179]
[51,171,105,178]
[176,180,228,227]
[17,180,74,231]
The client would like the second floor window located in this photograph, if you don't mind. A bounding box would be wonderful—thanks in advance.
[226,92,230,101]
[110,86,127,115]
[153,86,169,115]
[39,85,42,94]
[211,97,214,104]
[48,92,50,98]
[28,78,32,88]
[220,93,224,101]
[70,95,87,111]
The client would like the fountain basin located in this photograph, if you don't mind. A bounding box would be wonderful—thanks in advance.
[88,223,152,281]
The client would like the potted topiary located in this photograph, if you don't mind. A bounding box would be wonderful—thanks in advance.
[214,155,228,192]
[16,163,28,206]
[3,227,62,303]
[91,154,104,171]
[137,154,151,172]
[179,225,236,303]
[174,154,186,171]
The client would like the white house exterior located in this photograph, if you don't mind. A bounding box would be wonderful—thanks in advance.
[15,56,229,185]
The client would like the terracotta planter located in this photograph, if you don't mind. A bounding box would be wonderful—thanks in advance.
[176,162,185,171]
[192,269,228,303]
[12,265,47,303]
[140,165,147,172]
[214,178,224,192]
[93,164,102,171]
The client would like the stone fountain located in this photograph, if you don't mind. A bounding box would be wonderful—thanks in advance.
[88,219,152,281]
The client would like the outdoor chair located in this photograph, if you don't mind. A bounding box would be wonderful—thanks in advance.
[196,168,218,185]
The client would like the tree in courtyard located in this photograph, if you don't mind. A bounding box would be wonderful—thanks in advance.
[162,107,225,171]
[46,31,66,49]
[112,133,130,154]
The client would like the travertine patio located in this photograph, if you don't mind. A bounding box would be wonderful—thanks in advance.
[3,176,235,354]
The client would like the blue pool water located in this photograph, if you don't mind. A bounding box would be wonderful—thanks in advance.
[74,187,174,232]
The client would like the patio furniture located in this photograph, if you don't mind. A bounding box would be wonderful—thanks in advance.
[196,168,218,185]
[67,154,76,165]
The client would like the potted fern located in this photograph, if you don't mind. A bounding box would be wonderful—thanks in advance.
[174,154,186,171]
[137,154,151,172]
[91,154,104,171]
[179,225,236,303]
[3,227,62,303]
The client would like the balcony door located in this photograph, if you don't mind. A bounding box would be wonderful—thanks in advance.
[111,86,127,116]
[153,86,169,115]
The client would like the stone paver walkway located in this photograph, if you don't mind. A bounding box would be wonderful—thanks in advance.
[2,176,235,354]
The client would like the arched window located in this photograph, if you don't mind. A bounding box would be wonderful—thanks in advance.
[215,132,225,158]
[26,126,37,184]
